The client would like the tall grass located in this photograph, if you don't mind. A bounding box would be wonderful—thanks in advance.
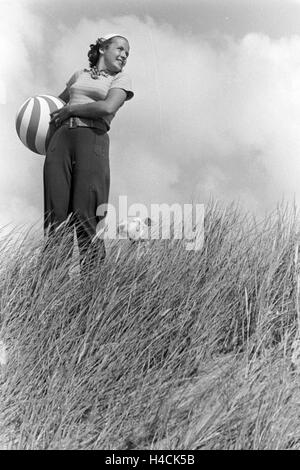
[0,200,300,449]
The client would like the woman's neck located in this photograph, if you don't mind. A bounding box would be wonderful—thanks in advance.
[96,57,107,71]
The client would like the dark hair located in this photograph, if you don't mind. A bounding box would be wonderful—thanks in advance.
[87,36,127,68]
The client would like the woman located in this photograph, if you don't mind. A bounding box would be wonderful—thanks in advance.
[44,33,134,272]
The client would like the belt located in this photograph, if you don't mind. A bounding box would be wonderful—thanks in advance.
[63,116,108,131]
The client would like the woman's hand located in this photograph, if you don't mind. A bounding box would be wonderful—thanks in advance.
[50,104,73,127]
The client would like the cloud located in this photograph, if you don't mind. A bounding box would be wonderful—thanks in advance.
[2,5,300,235]
[113,22,300,214]
[0,1,45,231]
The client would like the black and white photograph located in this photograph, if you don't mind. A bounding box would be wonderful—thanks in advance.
[1,0,300,452]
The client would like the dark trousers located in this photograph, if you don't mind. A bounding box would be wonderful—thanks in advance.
[43,124,110,272]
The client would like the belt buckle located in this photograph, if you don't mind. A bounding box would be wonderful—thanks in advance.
[69,117,77,128]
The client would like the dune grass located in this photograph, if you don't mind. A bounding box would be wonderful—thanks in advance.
[0,200,300,450]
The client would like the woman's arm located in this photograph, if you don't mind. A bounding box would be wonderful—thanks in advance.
[50,88,127,125]
[58,87,70,104]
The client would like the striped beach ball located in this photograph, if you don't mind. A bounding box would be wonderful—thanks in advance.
[15,95,65,155]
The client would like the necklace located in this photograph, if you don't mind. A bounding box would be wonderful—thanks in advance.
[87,66,112,79]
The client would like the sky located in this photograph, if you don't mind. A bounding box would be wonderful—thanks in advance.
[2,0,300,234]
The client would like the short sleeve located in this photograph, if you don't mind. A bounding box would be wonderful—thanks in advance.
[110,72,134,101]
[66,70,83,89]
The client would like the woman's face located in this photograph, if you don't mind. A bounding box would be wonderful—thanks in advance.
[102,37,130,73]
